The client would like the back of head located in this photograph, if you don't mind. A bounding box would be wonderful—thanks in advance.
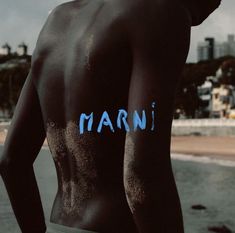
[183,0,222,26]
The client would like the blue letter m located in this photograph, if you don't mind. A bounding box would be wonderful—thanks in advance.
[79,113,93,134]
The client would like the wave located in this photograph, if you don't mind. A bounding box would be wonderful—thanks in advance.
[1,143,234,168]
[171,153,235,167]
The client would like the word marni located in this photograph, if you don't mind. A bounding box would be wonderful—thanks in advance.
[78,102,156,134]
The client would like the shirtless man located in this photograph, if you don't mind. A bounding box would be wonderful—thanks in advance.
[0,0,221,232]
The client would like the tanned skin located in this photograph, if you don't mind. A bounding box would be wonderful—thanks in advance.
[0,0,221,232]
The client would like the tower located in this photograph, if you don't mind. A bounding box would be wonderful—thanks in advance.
[0,43,11,56]
[17,42,28,56]
[197,41,210,61]
[205,37,215,60]
[227,34,235,56]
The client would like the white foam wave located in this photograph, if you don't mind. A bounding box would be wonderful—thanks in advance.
[171,153,235,167]
[9,146,234,168]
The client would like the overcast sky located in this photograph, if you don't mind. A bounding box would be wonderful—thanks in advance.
[0,0,234,63]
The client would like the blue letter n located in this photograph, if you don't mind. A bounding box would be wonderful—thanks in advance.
[133,110,146,131]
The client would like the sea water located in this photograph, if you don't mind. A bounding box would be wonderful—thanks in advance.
[0,145,234,233]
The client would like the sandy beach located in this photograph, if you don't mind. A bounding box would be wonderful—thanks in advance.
[0,131,6,145]
[171,136,235,161]
[1,129,235,161]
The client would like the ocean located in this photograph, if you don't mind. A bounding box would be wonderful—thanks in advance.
[0,146,234,233]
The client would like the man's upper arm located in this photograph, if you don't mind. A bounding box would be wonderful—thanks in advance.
[124,5,191,172]
[0,72,46,168]
[0,3,70,168]
[0,5,65,169]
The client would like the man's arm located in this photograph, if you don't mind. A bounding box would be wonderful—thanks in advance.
[0,71,46,233]
[123,4,191,233]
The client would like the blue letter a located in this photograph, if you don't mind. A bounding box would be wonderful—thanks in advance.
[97,111,115,133]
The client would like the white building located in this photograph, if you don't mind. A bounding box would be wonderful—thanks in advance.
[211,85,235,118]
[197,80,213,117]
[0,43,11,56]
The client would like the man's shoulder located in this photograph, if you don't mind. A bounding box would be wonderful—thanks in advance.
[31,1,82,58]
[124,0,191,42]
[123,0,191,65]
[41,1,79,31]
[127,0,190,25]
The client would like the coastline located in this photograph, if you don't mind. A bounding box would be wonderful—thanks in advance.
[1,130,235,163]
[171,136,235,162]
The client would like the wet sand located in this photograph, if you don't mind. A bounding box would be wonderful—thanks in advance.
[171,136,235,162]
[1,130,235,161]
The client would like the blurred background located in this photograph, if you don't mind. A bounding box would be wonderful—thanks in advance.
[0,0,235,233]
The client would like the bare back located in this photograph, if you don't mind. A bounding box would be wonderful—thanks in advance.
[32,0,136,231]
[28,0,193,232]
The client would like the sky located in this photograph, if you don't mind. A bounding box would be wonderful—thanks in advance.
[0,0,234,63]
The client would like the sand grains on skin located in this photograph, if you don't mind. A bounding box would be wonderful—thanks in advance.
[46,121,98,216]
[124,133,146,213]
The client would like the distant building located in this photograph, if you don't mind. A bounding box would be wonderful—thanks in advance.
[197,80,213,117]
[228,34,235,55]
[197,62,235,119]
[205,37,215,60]
[214,34,235,58]
[198,40,211,61]
[211,85,235,118]
[197,81,235,118]
[17,42,28,56]
[197,34,235,62]
[0,43,11,56]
